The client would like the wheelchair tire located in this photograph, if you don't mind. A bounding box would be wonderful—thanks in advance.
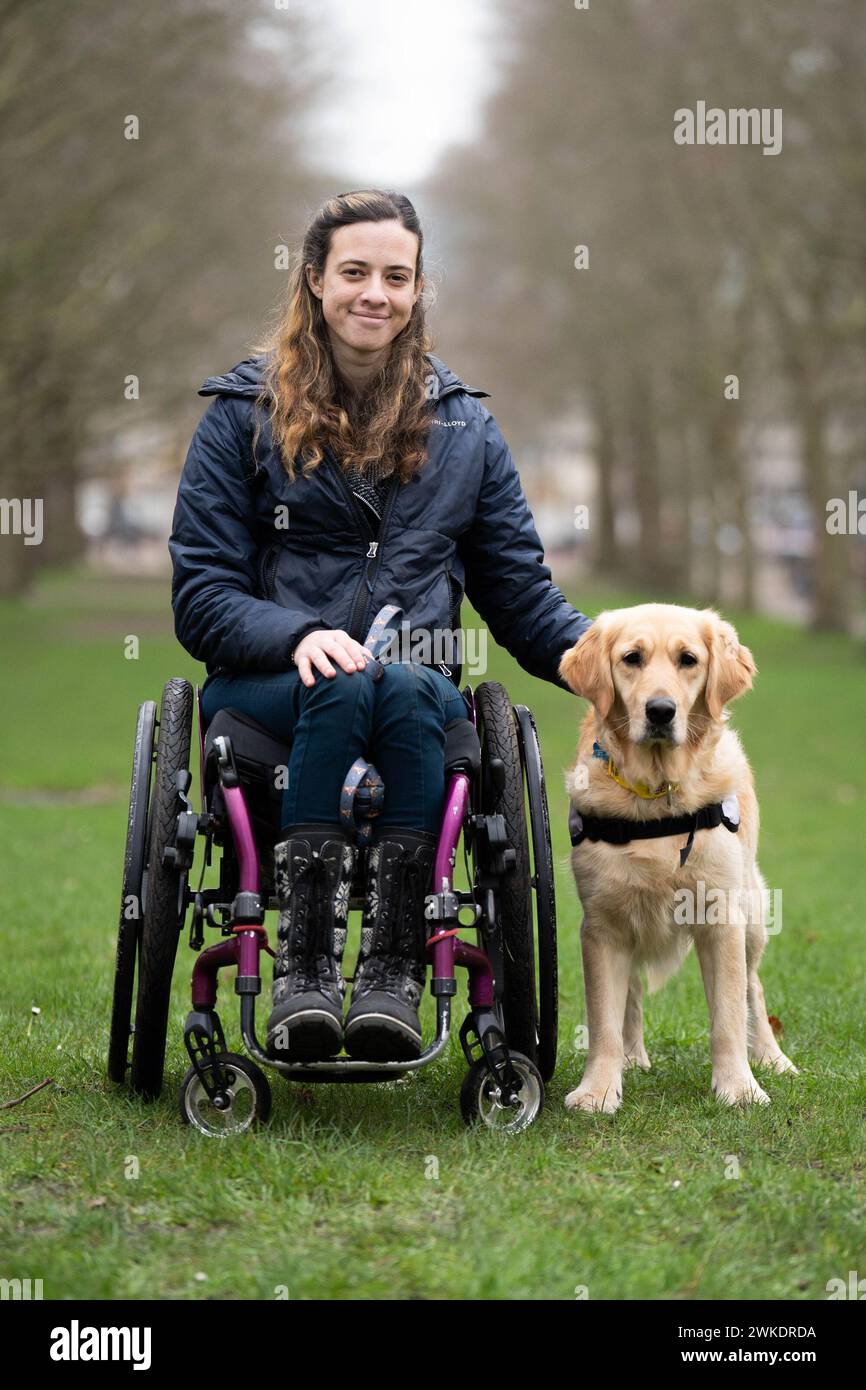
[473,682,538,1068]
[514,705,559,1083]
[179,1053,271,1138]
[130,678,193,1100]
[460,1052,544,1132]
[108,700,156,1084]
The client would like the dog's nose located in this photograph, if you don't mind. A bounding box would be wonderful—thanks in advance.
[646,698,676,727]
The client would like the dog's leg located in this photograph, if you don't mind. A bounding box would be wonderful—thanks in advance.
[694,916,770,1105]
[565,919,631,1114]
[623,971,651,1070]
[744,884,798,1074]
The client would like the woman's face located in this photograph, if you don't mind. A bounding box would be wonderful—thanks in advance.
[306,219,422,361]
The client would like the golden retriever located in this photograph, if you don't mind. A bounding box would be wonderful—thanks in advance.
[558,604,797,1112]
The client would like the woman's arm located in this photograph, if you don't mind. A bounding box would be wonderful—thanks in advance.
[169,395,327,671]
[458,410,593,689]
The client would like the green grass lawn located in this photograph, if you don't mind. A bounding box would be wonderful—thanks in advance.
[1,568,864,1301]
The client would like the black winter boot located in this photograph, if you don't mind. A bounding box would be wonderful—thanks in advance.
[344,828,438,1061]
[266,824,356,1061]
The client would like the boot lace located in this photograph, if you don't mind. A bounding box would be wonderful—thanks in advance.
[383,856,427,990]
[286,853,333,987]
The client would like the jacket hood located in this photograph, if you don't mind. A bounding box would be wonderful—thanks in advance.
[198,352,489,401]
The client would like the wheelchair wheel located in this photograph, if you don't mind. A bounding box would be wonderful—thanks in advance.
[179,1054,271,1137]
[460,1052,544,1133]
[130,678,193,1100]
[514,705,559,1083]
[108,699,157,1084]
[474,682,538,1065]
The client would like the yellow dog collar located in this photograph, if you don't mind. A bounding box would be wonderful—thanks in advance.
[593,740,679,803]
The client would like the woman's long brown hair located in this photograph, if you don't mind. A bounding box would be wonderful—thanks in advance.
[252,189,435,484]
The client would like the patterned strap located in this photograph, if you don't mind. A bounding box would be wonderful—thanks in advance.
[340,758,385,844]
[363,604,402,658]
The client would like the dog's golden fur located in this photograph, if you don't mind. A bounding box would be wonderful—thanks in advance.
[559,604,796,1112]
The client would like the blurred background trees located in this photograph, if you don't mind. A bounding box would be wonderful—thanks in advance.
[426,0,866,630]
[0,0,325,593]
[2,0,863,633]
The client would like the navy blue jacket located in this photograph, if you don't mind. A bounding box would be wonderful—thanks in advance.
[169,353,592,690]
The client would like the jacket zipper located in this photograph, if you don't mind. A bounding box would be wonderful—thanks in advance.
[324,449,401,643]
[355,475,400,641]
[325,447,377,544]
[323,449,375,641]
[261,545,279,600]
[351,382,467,639]
[445,561,459,629]
[321,402,473,646]
[435,562,458,680]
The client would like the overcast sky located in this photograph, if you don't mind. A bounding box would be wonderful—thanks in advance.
[294,0,499,186]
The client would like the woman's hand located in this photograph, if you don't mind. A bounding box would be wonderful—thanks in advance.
[292,629,375,688]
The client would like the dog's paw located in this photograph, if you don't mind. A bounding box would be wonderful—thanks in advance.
[712,1071,771,1107]
[750,1049,799,1076]
[623,1047,651,1072]
[565,1083,622,1115]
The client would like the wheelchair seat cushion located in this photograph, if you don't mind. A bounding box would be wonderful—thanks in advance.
[202,709,480,850]
[203,708,293,845]
[203,707,294,776]
[444,718,481,777]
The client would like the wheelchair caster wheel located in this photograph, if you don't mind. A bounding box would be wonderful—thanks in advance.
[460,1052,544,1133]
[179,1053,271,1137]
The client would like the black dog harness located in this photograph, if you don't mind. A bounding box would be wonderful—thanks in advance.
[568,742,741,867]
[569,799,740,868]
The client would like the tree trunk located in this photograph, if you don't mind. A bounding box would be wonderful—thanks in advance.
[732,422,755,612]
[630,372,663,589]
[0,468,33,596]
[31,468,86,570]
[799,395,849,631]
[590,377,620,580]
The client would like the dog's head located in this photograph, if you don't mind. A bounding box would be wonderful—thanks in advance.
[559,604,756,749]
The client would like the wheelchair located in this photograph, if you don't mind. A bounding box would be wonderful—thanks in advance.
[107,606,559,1137]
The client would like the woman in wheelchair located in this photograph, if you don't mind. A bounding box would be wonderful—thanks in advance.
[169,189,591,1067]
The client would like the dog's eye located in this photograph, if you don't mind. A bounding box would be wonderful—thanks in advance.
[622,651,642,666]
[679,652,698,667]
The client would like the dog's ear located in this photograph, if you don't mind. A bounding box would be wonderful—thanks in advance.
[702,613,757,720]
[559,622,614,719]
